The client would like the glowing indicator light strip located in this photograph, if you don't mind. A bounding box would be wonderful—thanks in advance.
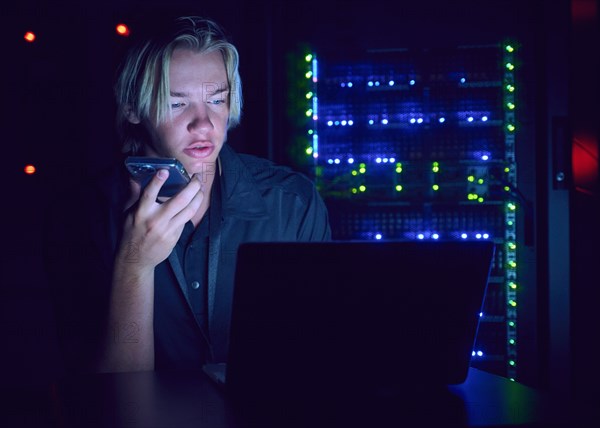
[504,40,518,381]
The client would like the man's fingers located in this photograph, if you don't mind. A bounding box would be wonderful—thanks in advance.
[138,169,169,208]
[171,179,205,225]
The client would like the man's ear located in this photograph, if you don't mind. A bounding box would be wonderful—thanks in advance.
[124,104,141,124]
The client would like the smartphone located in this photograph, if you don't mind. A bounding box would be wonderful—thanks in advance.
[125,156,191,198]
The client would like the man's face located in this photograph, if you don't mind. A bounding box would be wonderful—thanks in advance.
[141,48,230,177]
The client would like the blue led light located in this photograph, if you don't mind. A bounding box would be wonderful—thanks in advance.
[341,120,347,126]
[381,119,389,125]
[481,116,488,121]
[368,81,374,87]
[348,120,354,126]
[347,82,353,88]
[467,116,474,122]
[389,80,395,86]
[375,81,380,86]
[375,233,382,240]
[340,82,345,87]
[410,118,416,124]
[368,119,374,125]
[417,118,423,124]
[409,79,415,85]
[348,158,355,164]
[327,159,333,164]
[389,157,396,163]
[334,158,341,164]
[461,233,468,239]
[382,158,389,163]
[483,233,490,239]
[481,154,489,161]
[417,233,425,240]
[479,312,484,317]
[477,351,483,357]
[439,117,446,123]
[432,233,440,240]
[327,120,333,126]
[460,77,466,83]
[476,233,482,239]
[376,157,382,163]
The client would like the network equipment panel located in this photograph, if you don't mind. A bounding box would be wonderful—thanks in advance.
[289,43,519,379]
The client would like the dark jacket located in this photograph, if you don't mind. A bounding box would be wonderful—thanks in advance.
[44,144,331,372]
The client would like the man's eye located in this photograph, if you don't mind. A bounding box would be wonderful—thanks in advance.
[208,99,225,105]
[171,102,185,109]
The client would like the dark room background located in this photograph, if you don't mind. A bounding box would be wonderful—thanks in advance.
[3,0,598,414]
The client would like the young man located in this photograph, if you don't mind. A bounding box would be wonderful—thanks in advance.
[45,16,330,373]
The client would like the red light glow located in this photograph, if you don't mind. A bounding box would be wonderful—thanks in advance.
[572,134,598,195]
[24,31,36,42]
[116,23,130,37]
[24,164,36,175]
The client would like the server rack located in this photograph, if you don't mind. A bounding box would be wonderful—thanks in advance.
[288,42,522,380]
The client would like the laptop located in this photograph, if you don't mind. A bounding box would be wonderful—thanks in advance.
[204,240,494,405]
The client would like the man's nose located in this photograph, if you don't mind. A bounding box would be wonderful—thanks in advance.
[187,103,213,132]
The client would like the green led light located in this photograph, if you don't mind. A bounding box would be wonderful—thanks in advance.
[395,166,403,173]
[509,300,517,307]
[351,170,358,176]
[505,45,515,53]
[307,129,313,135]
[507,220,514,226]
[468,193,478,200]
[359,167,366,174]
[509,282,517,289]
[395,184,403,192]
[509,321,516,327]
[509,360,516,366]
[359,185,366,192]
[467,175,475,182]
[506,84,515,92]
[509,339,516,345]
[305,147,313,155]
[508,242,517,250]
[305,54,313,62]
[432,184,440,191]
[305,92,313,99]
[505,62,515,71]
[504,186,510,192]
[305,109,313,117]
[504,167,510,173]
[477,178,484,184]
[305,71,313,79]
[432,161,440,173]
[478,197,484,203]
[508,260,517,268]
[506,123,516,132]
[351,188,358,194]
[506,102,516,110]
[507,202,516,211]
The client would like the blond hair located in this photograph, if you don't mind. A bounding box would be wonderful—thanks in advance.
[114,16,242,154]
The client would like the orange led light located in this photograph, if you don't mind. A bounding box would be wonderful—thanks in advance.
[24,164,36,175]
[24,31,36,42]
[116,23,130,37]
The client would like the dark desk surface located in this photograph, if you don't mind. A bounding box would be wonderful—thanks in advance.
[4,367,594,427]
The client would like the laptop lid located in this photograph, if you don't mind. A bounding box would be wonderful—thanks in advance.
[223,240,494,402]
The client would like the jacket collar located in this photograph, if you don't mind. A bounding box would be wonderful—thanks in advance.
[218,144,269,220]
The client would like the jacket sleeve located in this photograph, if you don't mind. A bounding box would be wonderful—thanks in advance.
[295,180,332,242]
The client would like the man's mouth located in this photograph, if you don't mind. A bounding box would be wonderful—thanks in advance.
[183,143,215,159]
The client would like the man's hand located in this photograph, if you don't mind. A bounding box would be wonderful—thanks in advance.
[118,168,204,270]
